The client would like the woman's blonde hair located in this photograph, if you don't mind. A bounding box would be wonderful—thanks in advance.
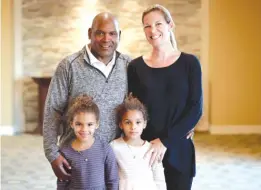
[142,4,177,50]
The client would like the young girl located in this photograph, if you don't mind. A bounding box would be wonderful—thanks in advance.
[57,94,119,190]
[110,94,166,190]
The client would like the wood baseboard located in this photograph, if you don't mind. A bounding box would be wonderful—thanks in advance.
[210,125,261,134]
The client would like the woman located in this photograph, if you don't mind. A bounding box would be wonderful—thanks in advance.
[127,4,202,190]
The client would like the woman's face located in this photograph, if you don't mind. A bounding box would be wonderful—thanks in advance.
[143,10,172,48]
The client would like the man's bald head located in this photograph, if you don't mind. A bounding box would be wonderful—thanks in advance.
[88,12,121,64]
[91,12,120,31]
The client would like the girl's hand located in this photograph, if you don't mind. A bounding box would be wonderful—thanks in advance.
[144,138,167,167]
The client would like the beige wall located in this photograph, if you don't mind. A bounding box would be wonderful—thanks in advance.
[1,0,14,127]
[3,0,261,133]
[0,0,1,125]
[209,0,261,125]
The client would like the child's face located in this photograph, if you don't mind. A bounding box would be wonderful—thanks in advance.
[120,110,146,140]
[71,112,98,142]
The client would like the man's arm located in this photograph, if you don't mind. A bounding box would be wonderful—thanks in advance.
[43,60,72,180]
[43,61,70,162]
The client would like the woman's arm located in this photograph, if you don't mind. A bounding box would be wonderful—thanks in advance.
[146,55,202,165]
[161,55,203,148]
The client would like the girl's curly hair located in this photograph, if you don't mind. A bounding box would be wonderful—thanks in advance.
[67,94,99,125]
[116,93,148,125]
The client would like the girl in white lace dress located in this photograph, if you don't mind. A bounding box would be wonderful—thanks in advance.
[110,94,166,190]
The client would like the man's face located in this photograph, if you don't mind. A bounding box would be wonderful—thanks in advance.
[88,19,120,62]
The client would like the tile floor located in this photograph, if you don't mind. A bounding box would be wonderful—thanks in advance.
[1,133,261,190]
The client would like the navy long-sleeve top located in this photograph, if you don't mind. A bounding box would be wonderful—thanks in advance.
[127,53,202,175]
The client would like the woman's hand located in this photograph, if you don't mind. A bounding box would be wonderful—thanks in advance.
[144,138,167,167]
[186,129,195,139]
[144,129,193,167]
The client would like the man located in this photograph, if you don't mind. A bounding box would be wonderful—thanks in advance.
[43,12,131,181]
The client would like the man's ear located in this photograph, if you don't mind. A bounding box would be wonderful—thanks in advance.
[119,122,123,130]
[88,28,92,39]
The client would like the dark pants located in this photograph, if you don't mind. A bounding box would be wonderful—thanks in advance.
[164,162,193,190]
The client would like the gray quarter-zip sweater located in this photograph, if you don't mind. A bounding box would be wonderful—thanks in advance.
[43,46,131,163]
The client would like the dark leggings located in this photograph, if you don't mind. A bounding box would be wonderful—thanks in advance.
[164,162,193,190]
